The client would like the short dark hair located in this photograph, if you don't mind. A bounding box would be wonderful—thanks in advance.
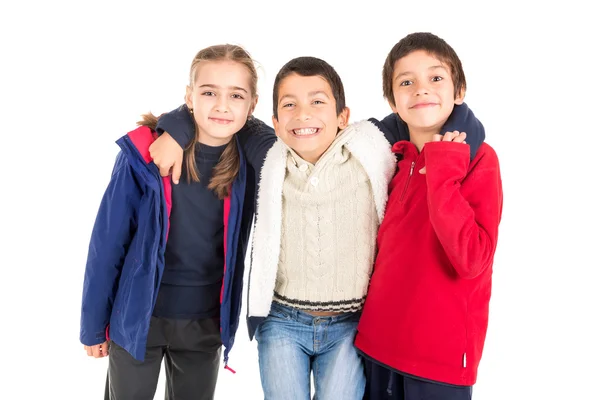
[383,32,466,106]
[272,56,346,119]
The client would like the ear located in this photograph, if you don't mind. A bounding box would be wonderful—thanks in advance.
[248,95,259,118]
[272,115,280,137]
[388,99,398,114]
[337,107,350,129]
[454,86,466,105]
[185,85,193,109]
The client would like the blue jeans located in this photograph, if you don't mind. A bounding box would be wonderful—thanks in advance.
[255,302,365,400]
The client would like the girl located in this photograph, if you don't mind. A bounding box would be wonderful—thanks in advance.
[80,44,258,400]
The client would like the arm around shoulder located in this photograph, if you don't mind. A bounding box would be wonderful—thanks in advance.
[371,113,410,145]
[237,116,277,171]
[156,104,196,149]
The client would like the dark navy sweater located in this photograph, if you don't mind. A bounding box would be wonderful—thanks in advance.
[152,142,227,320]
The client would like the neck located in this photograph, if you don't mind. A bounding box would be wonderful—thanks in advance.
[295,150,323,165]
[408,125,442,152]
[197,130,233,147]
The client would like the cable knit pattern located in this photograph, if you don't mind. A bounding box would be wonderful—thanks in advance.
[248,120,397,317]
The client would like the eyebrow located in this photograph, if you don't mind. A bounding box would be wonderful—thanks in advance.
[199,83,248,93]
[279,90,331,103]
[394,65,447,81]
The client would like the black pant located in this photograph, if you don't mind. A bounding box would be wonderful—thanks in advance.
[364,358,472,400]
[104,316,222,400]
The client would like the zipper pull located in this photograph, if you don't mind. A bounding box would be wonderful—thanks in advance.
[462,353,467,368]
[409,161,415,176]
[224,362,237,374]
[223,355,237,374]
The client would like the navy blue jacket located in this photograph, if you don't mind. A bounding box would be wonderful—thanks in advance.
[80,126,254,365]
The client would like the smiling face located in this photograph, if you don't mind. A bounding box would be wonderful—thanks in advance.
[185,60,256,146]
[272,73,349,164]
[389,50,464,135]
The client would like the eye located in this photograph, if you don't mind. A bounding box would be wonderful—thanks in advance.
[201,91,216,96]
[399,80,412,87]
[282,103,294,108]
[312,100,325,105]
[231,93,244,99]
[432,76,443,82]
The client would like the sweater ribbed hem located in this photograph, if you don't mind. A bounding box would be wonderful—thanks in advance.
[273,292,365,312]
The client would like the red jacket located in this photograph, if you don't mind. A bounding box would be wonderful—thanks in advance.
[355,140,503,386]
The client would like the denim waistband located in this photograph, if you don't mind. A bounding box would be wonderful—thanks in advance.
[270,300,360,325]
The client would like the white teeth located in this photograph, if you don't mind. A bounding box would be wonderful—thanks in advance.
[293,128,318,135]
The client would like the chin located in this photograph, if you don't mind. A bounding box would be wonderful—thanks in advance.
[411,119,444,129]
[292,144,317,155]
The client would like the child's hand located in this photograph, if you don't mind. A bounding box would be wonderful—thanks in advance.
[433,130,467,144]
[420,131,468,174]
[149,132,184,184]
[84,341,109,358]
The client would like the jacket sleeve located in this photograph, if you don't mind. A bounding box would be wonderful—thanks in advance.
[238,117,277,171]
[156,104,195,149]
[373,112,409,146]
[80,152,142,346]
[423,142,503,279]
[376,102,485,160]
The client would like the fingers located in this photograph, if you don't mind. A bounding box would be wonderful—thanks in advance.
[84,344,97,357]
[440,131,467,143]
[441,131,459,141]
[159,164,172,178]
[100,341,110,357]
[84,342,110,358]
[172,159,182,185]
[149,133,184,184]
[92,344,103,358]
[421,131,469,175]
[152,152,176,179]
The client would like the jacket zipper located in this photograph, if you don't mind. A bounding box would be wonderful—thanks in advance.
[399,161,415,203]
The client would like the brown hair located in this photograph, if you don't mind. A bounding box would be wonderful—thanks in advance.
[138,44,258,199]
[382,32,466,106]
[272,56,346,120]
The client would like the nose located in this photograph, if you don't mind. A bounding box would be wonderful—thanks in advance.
[413,80,430,96]
[294,103,311,121]
[214,95,229,113]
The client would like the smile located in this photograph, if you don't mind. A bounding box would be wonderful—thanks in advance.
[209,117,234,124]
[292,128,321,137]
[410,103,438,109]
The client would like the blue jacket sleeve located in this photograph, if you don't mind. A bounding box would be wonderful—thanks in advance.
[156,104,276,171]
[80,152,142,346]
[374,102,485,160]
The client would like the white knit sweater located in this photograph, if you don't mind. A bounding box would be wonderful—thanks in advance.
[248,120,396,316]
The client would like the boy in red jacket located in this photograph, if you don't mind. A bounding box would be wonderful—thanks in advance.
[355,32,503,399]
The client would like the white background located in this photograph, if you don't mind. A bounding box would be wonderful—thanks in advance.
[1,0,599,398]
